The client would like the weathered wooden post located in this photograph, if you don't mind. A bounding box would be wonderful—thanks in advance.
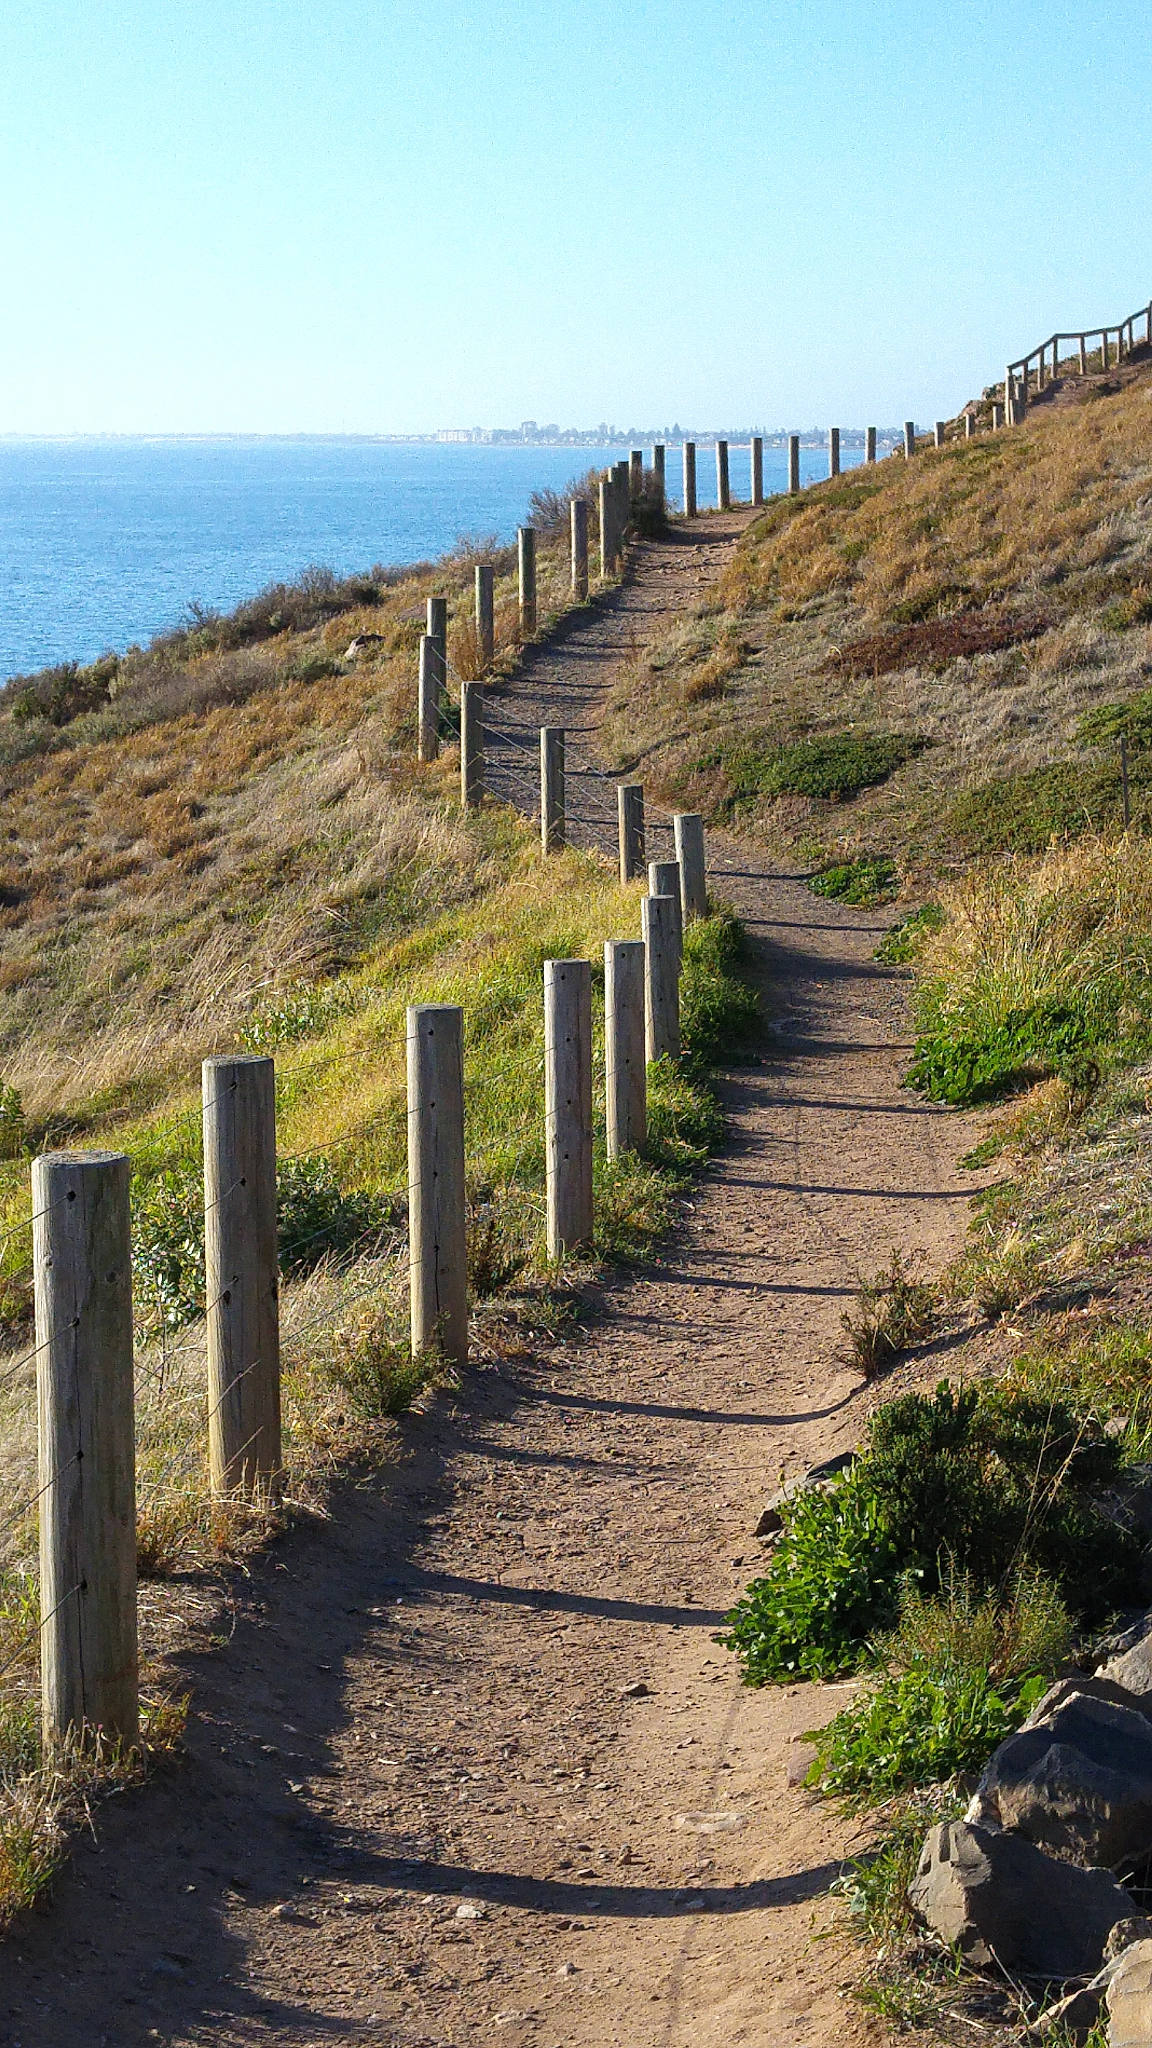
[934,421,945,448]
[829,427,840,477]
[683,441,697,518]
[1079,334,1088,375]
[618,782,644,882]
[571,497,589,599]
[604,940,646,1158]
[673,811,707,920]
[866,426,877,463]
[461,680,484,810]
[407,1004,467,1366]
[992,401,1004,430]
[652,443,666,508]
[541,726,565,852]
[614,461,630,539]
[475,564,494,669]
[649,860,683,968]
[629,449,643,498]
[203,1055,281,1501]
[642,893,680,1061]
[716,440,731,509]
[34,1149,138,1745]
[788,435,800,493]
[903,421,916,457]
[599,475,616,576]
[544,959,593,1258]
[427,595,447,650]
[965,412,977,441]
[1102,330,1111,372]
[751,436,763,505]
[518,526,537,637]
[418,634,440,762]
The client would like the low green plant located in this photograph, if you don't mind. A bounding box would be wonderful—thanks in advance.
[874,903,944,964]
[945,757,1152,854]
[722,1379,1138,1686]
[240,981,362,1052]
[690,730,925,813]
[677,908,760,1070]
[809,856,900,906]
[808,1574,1068,1798]
[0,1084,25,1161]
[832,1790,966,1945]
[326,1311,432,1419]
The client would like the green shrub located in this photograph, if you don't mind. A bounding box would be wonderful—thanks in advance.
[719,1474,900,1682]
[874,904,944,964]
[907,990,1094,1104]
[240,981,361,1053]
[133,1155,389,1325]
[809,856,899,905]
[722,1380,1138,1686]
[945,757,1152,854]
[0,1085,24,1161]
[678,908,760,1069]
[5,654,118,727]
[842,1251,934,1375]
[1077,687,1152,748]
[691,730,925,812]
[326,1313,430,1419]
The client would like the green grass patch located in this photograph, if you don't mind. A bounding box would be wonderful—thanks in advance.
[691,730,926,813]
[874,904,944,964]
[809,856,900,906]
[946,755,1152,855]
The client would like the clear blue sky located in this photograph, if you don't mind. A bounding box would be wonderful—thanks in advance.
[1,0,1148,433]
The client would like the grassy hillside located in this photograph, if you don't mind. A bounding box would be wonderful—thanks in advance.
[601,361,1152,888]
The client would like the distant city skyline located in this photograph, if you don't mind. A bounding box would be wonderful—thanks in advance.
[0,0,1146,434]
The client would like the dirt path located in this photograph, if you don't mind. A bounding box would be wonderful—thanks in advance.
[4,516,982,2048]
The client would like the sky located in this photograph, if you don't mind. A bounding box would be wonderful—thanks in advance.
[0,0,1149,434]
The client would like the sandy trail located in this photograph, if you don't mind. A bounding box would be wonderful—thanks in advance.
[3,514,981,2048]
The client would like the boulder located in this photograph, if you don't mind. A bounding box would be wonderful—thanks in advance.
[908,1819,1132,1979]
[1022,1677,1152,1727]
[1037,1929,1152,2044]
[1108,1938,1152,2046]
[754,1452,854,1536]
[965,1689,1152,1868]
[1100,1610,1152,1699]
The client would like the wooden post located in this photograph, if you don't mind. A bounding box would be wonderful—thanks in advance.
[604,940,646,1159]
[903,421,915,457]
[407,1004,467,1366]
[751,436,763,505]
[992,402,1004,430]
[934,421,945,448]
[618,782,644,882]
[1102,331,1110,371]
[629,449,643,498]
[613,461,629,541]
[544,960,593,1259]
[673,811,707,920]
[425,595,447,725]
[427,594,447,646]
[541,726,565,852]
[828,427,840,477]
[461,680,484,810]
[683,441,697,517]
[716,440,730,509]
[34,1149,137,1746]
[475,564,494,669]
[648,860,683,969]
[865,426,877,463]
[788,435,800,493]
[203,1055,281,1501]
[652,443,666,508]
[570,497,589,600]
[1079,333,1088,374]
[418,634,439,761]
[518,526,537,637]
[965,412,976,441]
[642,893,679,1061]
[599,475,616,576]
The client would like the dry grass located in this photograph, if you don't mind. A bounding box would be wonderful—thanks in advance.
[599,365,1152,881]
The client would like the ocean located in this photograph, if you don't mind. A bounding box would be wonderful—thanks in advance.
[0,436,857,681]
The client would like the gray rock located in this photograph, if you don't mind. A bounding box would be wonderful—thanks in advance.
[754,1452,854,1536]
[908,1819,1132,1979]
[1021,1676,1152,1728]
[1036,1930,1152,2044]
[1100,1610,1152,1699]
[1107,1919,1152,1961]
[1108,1937,1152,2046]
[965,1689,1152,1868]
[1095,1465,1152,1540]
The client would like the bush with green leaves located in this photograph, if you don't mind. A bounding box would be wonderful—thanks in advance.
[722,1379,1139,1686]
[678,908,760,1071]
[807,1574,1069,1798]
[809,857,900,906]
[874,904,944,965]
[133,1155,390,1327]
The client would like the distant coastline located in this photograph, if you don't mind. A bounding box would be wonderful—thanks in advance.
[0,426,905,449]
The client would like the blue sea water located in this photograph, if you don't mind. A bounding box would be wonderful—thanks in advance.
[0,436,854,681]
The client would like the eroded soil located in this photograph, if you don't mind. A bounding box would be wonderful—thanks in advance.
[3,513,983,2048]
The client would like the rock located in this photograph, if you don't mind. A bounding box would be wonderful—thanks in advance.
[620,1681,651,1698]
[1108,1938,1152,2046]
[908,1819,1132,1979]
[455,1900,485,1920]
[965,1688,1152,1868]
[344,633,387,659]
[754,1452,854,1536]
[1022,1677,1152,1727]
[1108,1919,1152,1960]
[1039,1980,1108,2043]
[1100,1610,1152,1699]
